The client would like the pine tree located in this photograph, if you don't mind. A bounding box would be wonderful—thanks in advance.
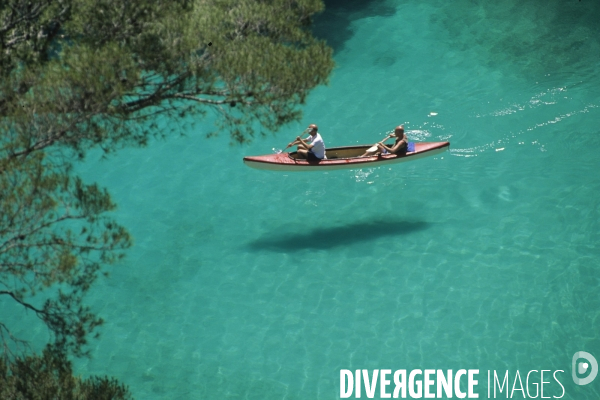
[1,0,333,395]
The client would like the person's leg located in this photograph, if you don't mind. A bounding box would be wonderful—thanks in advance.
[361,144,380,157]
[361,149,381,157]
[306,151,321,161]
[297,149,308,159]
[361,150,379,157]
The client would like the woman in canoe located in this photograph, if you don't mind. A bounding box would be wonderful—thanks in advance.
[361,125,408,157]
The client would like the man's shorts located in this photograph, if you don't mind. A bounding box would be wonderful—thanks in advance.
[307,151,322,161]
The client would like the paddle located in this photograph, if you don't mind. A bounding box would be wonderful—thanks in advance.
[366,133,394,153]
[275,128,310,154]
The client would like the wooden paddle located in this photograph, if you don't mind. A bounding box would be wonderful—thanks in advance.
[279,128,310,153]
[366,133,394,153]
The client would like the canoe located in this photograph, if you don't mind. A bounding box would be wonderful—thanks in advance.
[243,141,450,172]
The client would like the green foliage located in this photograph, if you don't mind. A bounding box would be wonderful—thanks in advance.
[0,0,333,393]
[0,151,131,357]
[0,347,132,400]
[1,0,334,150]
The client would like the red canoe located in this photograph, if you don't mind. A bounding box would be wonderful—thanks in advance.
[243,142,450,171]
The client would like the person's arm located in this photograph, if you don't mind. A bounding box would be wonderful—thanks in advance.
[380,138,407,153]
[390,139,407,153]
[374,134,394,150]
[377,141,395,152]
[287,137,309,148]
[296,136,314,150]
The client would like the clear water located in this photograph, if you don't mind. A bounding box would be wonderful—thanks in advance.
[6,0,600,398]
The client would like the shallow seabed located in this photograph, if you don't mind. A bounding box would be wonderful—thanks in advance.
[9,0,600,398]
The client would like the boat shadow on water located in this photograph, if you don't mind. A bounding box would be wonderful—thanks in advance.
[246,219,429,253]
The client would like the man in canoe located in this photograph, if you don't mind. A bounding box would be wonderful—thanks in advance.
[287,123,326,160]
[361,125,408,157]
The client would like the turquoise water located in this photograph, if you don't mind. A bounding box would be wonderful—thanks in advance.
[7,0,600,398]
